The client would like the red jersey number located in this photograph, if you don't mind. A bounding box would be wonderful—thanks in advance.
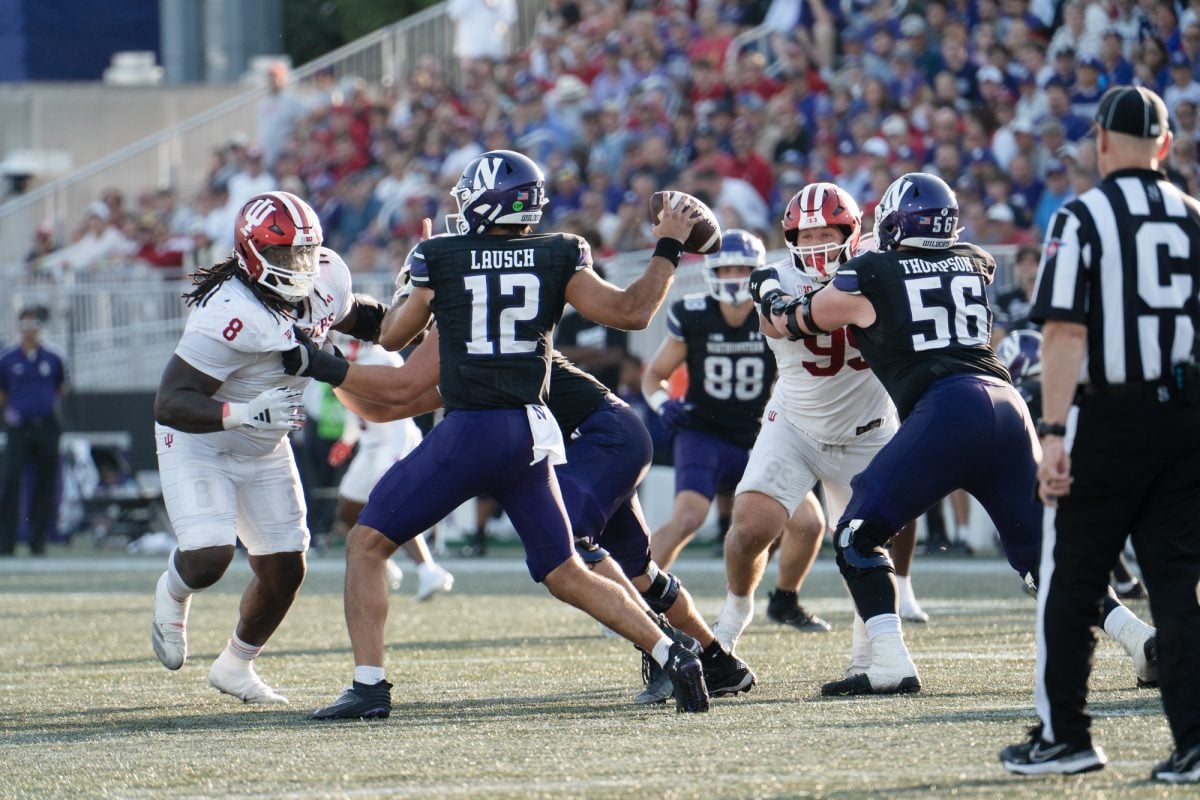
[801,328,868,376]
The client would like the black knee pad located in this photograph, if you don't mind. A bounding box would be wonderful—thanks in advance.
[641,569,682,614]
[834,519,896,582]
[574,536,610,568]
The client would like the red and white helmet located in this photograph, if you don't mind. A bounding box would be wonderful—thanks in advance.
[781,182,862,282]
[234,191,324,302]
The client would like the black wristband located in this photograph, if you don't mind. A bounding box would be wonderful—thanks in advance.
[653,237,685,267]
[759,289,783,320]
[1036,421,1067,438]
[311,349,350,388]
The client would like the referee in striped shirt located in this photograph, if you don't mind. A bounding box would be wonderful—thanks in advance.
[1000,86,1200,782]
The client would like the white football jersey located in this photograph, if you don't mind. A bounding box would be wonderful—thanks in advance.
[156,247,355,457]
[765,257,897,445]
[344,340,423,459]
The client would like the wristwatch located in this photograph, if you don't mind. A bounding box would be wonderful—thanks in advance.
[1036,421,1067,438]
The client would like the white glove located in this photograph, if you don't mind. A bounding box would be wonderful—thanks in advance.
[222,387,306,431]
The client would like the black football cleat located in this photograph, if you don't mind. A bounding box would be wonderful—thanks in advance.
[310,680,393,720]
[701,643,755,697]
[662,643,709,712]
[635,651,673,705]
[820,671,921,696]
[1000,725,1107,775]
[1151,742,1200,784]
[766,590,832,633]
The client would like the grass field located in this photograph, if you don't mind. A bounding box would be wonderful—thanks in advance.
[0,549,1186,799]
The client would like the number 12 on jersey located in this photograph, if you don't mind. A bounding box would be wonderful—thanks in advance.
[463,273,542,355]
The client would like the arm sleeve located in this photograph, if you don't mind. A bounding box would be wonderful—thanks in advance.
[1029,207,1089,325]
[574,236,593,271]
[748,266,782,304]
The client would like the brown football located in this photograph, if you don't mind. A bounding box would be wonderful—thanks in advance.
[648,190,723,255]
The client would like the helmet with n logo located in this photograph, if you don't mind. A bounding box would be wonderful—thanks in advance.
[874,172,960,251]
[447,149,548,235]
[996,329,1043,381]
[234,191,323,302]
[703,229,764,303]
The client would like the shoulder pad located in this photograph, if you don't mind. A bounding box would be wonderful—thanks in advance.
[188,284,292,354]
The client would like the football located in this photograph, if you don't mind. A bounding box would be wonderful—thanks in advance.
[649,190,723,255]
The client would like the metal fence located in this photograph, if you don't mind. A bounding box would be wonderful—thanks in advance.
[0,0,547,268]
[7,244,1018,392]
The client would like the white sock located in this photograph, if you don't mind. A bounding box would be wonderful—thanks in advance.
[165,549,195,601]
[865,613,902,641]
[418,561,439,578]
[1102,603,1136,640]
[849,614,871,671]
[726,591,753,616]
[896,575,915,604]
[650,636,673,667]
[354,666,386,685]
[224,633,262,663]
[955,525,970,544]
[1104,606,1154,657]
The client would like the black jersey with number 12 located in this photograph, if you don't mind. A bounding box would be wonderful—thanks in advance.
[409,232,591,411]
[831,242,1011,418]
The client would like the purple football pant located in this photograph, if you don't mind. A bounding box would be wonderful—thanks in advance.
[358,408,573,581]
[672,428,750,500]
[838,374,1041,576]
[556,399,654,577]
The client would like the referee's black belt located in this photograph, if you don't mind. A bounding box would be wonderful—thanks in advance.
[1079,362,1200,406]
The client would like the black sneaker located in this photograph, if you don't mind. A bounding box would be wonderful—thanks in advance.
[999,725,1107,775]
[1151,742,1200,784]
[1137,635,1158,689]
[662,643,709,713]
[1115,577,1147,600]
[634,651,673,705]
[459,530,487,558]
[310,680,393,720]
[820,672,921,696]
[701,643,755,697]
[766,591,832,633]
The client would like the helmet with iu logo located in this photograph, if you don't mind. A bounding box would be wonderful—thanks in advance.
[234,191,323,302]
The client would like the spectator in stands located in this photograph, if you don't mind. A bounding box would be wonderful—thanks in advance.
[1173,98,1200,144]
[993,245,1042,339]
[40,201,131,276]
[24,222,57,275]
[448,0,518,75]
[225,147,275,214]
[257,62,308,168]
[1100,28,1135,85]
[1032,158,1075,236]
[1165,52,1200,111]
[322,173,382,254]
[0,306,66,557]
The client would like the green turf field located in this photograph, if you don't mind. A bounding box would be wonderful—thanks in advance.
[0,553,1184,799]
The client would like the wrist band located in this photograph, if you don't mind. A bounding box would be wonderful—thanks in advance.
[646,389,670,413]
[653,238,685,267]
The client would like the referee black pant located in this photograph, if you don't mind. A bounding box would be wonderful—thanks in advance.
[1035,389,1200,752]
[0,417,60,555]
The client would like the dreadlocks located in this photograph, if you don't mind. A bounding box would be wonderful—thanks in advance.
[183,256,300,320]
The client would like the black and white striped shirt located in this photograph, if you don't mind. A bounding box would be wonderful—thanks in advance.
[1029,167,1200,386]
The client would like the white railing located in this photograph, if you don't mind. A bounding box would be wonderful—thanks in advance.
[0,0,546,264]
[10,244,1016,392]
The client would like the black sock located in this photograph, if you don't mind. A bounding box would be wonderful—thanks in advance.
[1112,557,1133,584]
[846,570,897,619]
[770,588,798,605]
[717,515,731,542]
[1102,593,1120,617]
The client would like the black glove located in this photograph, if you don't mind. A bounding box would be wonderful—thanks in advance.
[344,293,389,343]
[760,288,786,320]
[281,326,349,386]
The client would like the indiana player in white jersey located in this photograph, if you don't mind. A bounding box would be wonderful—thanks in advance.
[326,336,453,601]
[713,182,926,677]
[151,190,390,703]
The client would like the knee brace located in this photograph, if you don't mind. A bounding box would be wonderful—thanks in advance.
[640,563,682,614]
[573,536,610,568]
[834,519,896,582]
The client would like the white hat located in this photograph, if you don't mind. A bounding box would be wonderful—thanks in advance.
[986,203,1015,223]
[863,137,890,157]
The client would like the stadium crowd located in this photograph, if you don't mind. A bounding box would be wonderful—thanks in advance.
[24,0,1200,281]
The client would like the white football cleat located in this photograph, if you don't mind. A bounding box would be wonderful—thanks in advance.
[385,558,404,591]
[151,572,190,670]
[208,654,288,704]
[414,563,454,602]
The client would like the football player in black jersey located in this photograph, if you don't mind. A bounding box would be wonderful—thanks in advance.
[763,172,1048,696]
[299,150,714,718]
[642,230,778,571]
[309,318,758,705]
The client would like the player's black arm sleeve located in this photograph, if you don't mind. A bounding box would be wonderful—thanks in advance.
[749,267,785,318]
[154,355,227,433]
[334,293,390,343]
